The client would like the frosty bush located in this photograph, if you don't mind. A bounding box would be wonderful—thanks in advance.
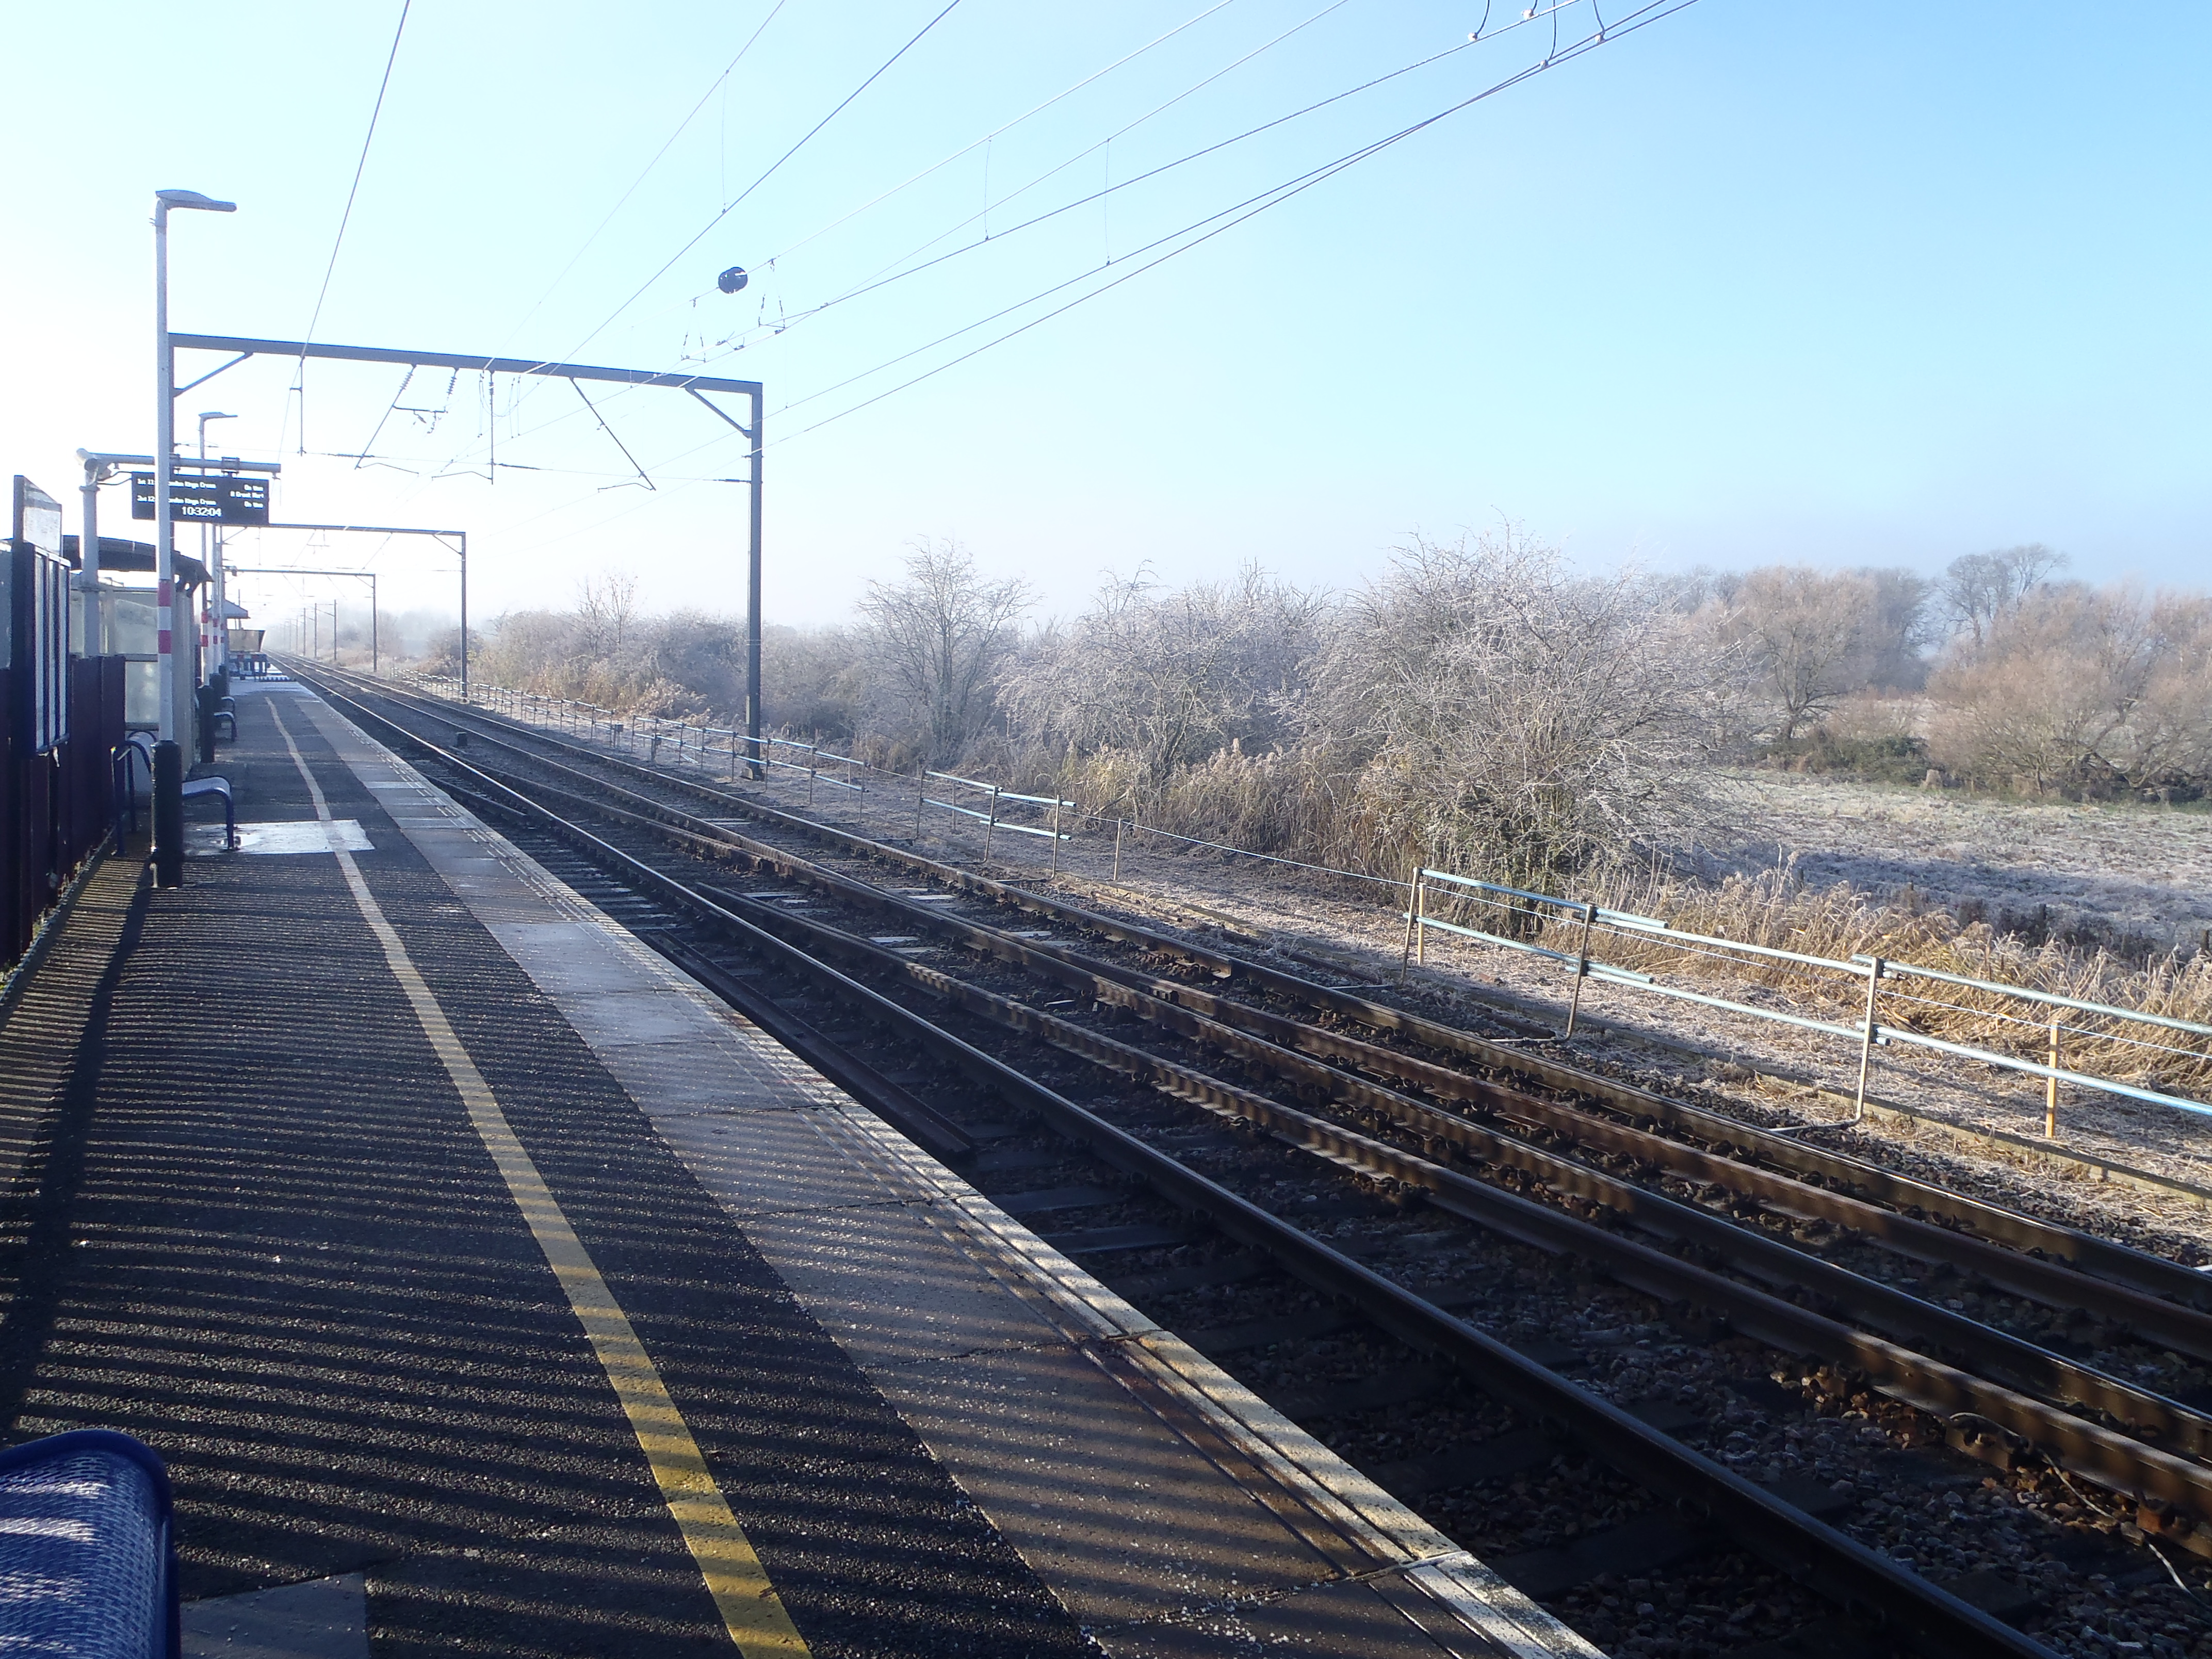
[1298,529,1738,891]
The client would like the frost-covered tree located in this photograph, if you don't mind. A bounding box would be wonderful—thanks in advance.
[1005,562,1323,783]
[857,540,1030,763]
[1300,528,1735,889]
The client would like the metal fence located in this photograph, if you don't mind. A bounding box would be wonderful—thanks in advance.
[1405,867,2212,1131]
[398,670,2211,1135]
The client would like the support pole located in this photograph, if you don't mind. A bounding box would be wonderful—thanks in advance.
[1049,796,1062,875]
[152,739,183,888]
[984,785,1000,858]
[210,523,224,675]
[1853,957,1884,1124]
[1415,870,1429,967]
[745,387,764,779]
[370,573,378,676]
[79,466,103,654]
[457,530,469,703]
[2045,1013,2061,1140]
[1113,816,1124,883]
[1564,900,1598,1038]
[915,778,926,841]
[154,206,175,744]
[1401,867,1424,975]
[152,201,182,885]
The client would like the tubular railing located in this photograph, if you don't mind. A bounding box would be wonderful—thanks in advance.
[921,771,1073,864]
[1405,868,2212,1131]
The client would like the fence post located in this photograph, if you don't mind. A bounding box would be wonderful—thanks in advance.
[808,745,819,807]
[1398,869,1422,978]
[2045,1013,2061,1139]
[1416,869,1429,966]
[1049,797,1063,874]
[984,785,1000,857]
[1563,900,1598,1038]
[916,778,926,840]
[1853,956,1884,1123]
[1113,816,1124,882]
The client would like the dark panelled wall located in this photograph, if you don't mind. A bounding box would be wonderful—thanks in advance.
[2,658,125,969]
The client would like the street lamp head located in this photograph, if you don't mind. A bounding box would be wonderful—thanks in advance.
[199,410,237,422]
[155,189,236,213]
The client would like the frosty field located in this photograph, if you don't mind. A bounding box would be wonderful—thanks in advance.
[1701,772,2212,955]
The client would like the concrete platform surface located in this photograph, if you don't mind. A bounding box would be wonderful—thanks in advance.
[0,676,1596,1659]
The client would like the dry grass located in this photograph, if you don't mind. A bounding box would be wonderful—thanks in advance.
[1060,734,2212,1099]
[1470,865,2212,1098]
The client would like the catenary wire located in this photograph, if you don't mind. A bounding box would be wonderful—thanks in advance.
[496,0,791,357]
[453,0,1699,568]
[570,381,659,491]
[287,0,413,455]
[363,0,1685,551]
[403,1,1549,486]
[560,0,967,365]
[680,0,1583,372]
[746,0,1244,279]
[746,0,1373,334]
[415,0,1233,483]
[778,0,1702,440]
[406,0,961,487]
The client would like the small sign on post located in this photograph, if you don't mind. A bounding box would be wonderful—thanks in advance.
[130,472,269,526]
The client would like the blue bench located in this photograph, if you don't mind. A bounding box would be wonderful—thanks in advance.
[0,1429,179,1657]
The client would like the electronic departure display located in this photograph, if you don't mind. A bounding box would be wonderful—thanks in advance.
[130,471,270,526]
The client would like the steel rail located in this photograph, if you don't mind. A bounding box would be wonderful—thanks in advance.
[326,666,2212,1373]
[374,729,2212,1500]
[309,663,2212,1314]
[292,663,2057,1659]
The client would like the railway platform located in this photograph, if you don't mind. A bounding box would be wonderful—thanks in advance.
[0,676,1592,1658]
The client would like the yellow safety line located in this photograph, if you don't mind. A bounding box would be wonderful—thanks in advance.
[269,701,809,1655]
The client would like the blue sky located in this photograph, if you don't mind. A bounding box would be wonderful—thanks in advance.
[2,3,2205,629]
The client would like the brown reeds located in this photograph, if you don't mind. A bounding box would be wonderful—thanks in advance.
[1435,864,2212,1099]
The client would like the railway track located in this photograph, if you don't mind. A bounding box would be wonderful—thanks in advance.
[286,661,2212,1658]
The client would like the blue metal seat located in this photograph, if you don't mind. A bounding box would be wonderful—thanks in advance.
[0,1429,179,1657]
[115,734,236,850]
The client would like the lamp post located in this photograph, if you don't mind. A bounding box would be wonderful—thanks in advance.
[153,187,234,888]
[198,410,235,676]
[76,456,116,655]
